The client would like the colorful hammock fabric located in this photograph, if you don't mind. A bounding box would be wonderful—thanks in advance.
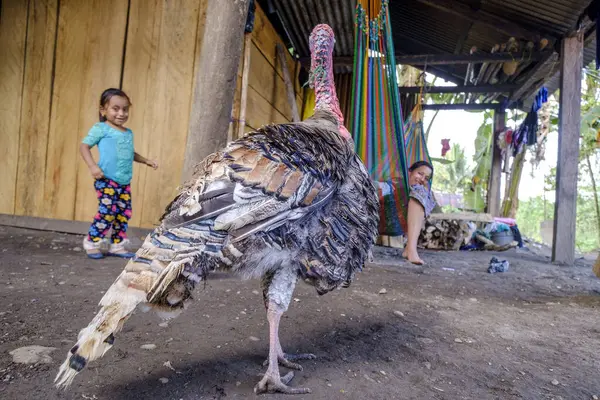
[404,101,432,169]
[350,0,431,236]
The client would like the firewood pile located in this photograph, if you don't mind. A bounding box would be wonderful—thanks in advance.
[417,218,474,250]
[379,213,494,251]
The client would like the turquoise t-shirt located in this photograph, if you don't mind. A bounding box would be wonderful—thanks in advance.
[82,122,134,185]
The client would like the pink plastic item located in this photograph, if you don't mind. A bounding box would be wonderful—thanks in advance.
[494,217,516,226]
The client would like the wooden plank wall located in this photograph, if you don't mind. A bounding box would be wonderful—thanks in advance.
[0,0,304,229]
[334,73,353,130]
[230,2,304,138]
[122,0,205,228]
[16,0,58,217]
[0,0,29,215]
[54,0,128,221]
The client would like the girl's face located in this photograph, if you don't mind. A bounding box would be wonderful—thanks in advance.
[409,165,432,186]
[101,96,130,127]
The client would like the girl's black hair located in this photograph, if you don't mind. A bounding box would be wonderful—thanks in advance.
[99,88,131,122]
[409,160,434,173]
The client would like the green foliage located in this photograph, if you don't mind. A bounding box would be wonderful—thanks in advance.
[463,185,486,212]
[433,143,470,193]
[471,111,493,188]
[516,191,599,252]
[515,196,549,243]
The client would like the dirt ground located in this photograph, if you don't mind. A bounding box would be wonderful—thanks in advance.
[1,225,599,400]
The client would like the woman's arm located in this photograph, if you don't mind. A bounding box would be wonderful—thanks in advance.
[134,152,158,169]
[80,143,104,179]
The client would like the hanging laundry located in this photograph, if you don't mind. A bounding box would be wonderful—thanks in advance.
[441,139,450,157]
[511,87,548,155]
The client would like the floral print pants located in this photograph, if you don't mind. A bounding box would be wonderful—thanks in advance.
[87,178,132,244]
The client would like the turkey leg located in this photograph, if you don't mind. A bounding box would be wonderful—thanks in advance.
[254,306,310,394]
[255,268,311,394]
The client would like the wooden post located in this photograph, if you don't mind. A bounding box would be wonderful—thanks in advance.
[552,33,583,265]
[487,109,505,216]
[236,33,252,139]
[276,43,300,122]
[182,0,250,182]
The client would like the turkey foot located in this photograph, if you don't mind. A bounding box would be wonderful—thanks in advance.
[256,304,311,394]
[263,352,317,370]
[254,371,310,395]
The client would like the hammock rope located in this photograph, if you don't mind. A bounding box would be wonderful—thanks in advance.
[351,0,432,236]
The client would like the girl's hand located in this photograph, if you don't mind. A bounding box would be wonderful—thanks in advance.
[89,165,104,179]
[146,160,158,169]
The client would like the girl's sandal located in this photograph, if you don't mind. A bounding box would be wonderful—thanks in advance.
[108,242,135,259]
[83,238,105,259]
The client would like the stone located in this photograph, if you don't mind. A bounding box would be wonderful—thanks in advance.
[9,346,56,364]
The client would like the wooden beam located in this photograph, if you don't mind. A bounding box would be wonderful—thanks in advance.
[182,0,250,181]
[236,33,252,140]
[414,0,555,42]
[301,51,553,68]
[421,102,503,111]
[487,109,505,217]
[552,33,583,265]
[399,84,516,94]
[396,51,551,66]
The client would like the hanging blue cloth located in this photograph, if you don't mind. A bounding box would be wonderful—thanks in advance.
[512,87,548,152]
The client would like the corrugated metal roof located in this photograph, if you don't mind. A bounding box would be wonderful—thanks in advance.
[483,0,589,36]
[261,0,596,107]
[273,0,355,57]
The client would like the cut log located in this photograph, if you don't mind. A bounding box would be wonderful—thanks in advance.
[418,217,475,250]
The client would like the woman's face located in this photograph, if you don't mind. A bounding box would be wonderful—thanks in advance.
[409,165,432,186]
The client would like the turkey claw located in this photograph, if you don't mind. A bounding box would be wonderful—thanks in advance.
[263,353,317,370]
[254,371,311,395]
[284,352,316,362]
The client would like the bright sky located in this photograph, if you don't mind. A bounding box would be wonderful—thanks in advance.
[425,109,559,201]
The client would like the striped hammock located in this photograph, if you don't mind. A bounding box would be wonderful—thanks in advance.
[350,0,432,236]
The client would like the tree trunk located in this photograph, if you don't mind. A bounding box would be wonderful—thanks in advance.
[182,0,250,182]
[586,153,600,245]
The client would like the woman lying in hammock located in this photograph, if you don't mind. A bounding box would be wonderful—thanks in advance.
[402,161,435,265]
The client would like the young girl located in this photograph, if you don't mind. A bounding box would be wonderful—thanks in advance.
[80,88,158,259]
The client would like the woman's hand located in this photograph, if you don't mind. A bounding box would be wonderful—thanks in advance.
[146,160,159,170]
[89,165,104,179]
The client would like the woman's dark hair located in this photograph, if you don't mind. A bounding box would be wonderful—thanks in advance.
[409,160,434,173]
[99,88,131,122]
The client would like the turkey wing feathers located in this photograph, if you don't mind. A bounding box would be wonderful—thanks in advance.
[160,115,351,243]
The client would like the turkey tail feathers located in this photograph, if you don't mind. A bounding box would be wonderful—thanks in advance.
[55,245,165,389]
[55,228,208,389]
[54,270,146,388]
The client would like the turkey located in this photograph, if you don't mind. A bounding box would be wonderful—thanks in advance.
[55,24,379,395]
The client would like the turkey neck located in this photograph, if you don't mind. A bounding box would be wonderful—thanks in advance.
[310,46,344,128]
